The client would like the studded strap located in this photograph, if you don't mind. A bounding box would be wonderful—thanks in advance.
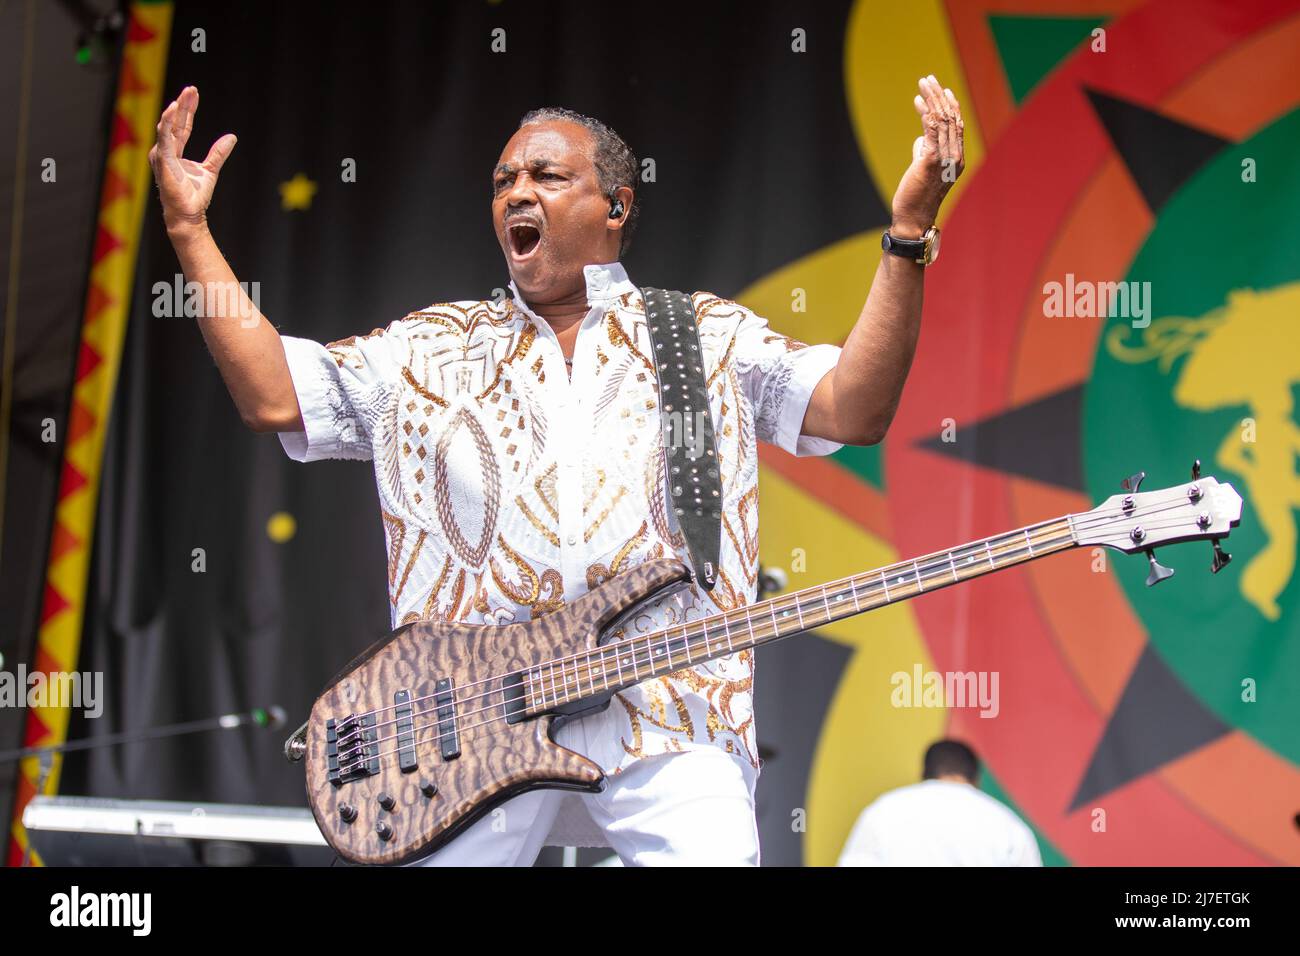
[639,287,721,591]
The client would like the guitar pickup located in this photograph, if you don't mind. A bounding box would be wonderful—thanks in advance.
[434,678,460,761]
[502,673,527,724]
[394,689,417,773]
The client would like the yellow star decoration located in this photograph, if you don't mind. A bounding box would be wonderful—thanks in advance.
[266,511,297,543]
[279,173,318,211]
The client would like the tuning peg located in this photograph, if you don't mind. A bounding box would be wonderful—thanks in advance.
[1191,459,1201,480]
[1144,549,1175,587]
[1211,540,1232,574]
[1121,471,1146,493]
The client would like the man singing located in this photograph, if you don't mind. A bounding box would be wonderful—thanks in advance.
[149,76,964,865]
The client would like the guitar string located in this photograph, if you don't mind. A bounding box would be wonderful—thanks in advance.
[329,516,1212,776]
[327,526,1075,760]
[331,501,1212,761]
[331,499,1167,740]
[331,522,1077,749]
[337,494,1205,734]
[331,508,1218,767]
[330,494,1208,746]
[328,500,1211,755]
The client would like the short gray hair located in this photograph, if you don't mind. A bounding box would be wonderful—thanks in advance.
[518,107,641,254]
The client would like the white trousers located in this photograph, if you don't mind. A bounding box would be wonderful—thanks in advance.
[410,722,760,867]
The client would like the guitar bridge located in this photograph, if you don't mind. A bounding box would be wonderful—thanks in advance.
[327,712,380,785]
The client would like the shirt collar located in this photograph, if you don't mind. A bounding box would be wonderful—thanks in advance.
[508,261,636,323]
[579,260,635,306]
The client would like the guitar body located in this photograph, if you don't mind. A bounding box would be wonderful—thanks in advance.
[304,558,691,865]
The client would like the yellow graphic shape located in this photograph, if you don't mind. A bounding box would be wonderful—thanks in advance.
[740,231,882,345]
[758,468,945,866]
[1108,283,1300,621]
[844,0,984,222]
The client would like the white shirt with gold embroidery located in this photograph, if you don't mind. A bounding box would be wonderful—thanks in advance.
[278,262,842,778]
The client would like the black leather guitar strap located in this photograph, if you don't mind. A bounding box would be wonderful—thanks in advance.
[638,287,721,592]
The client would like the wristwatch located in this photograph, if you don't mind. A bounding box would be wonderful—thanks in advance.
[881,225,941,265]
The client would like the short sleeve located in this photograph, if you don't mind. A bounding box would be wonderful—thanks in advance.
[277,323,410,463]
[722,302,843,457]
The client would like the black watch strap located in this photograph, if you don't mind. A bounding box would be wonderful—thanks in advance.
[881,231,927,259]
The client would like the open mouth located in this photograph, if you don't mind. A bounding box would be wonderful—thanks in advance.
[506,220,543,260]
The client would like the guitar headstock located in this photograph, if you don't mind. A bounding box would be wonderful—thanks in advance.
[1072,463,1243,584]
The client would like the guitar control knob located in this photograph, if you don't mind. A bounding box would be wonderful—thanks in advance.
[338,803,357,823]
[376,822,393,841]
[420,779,438,798]
[378,792,396,811]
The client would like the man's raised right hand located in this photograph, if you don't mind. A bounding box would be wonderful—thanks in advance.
[148,86,237,238]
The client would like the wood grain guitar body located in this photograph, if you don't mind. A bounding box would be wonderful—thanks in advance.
[305,559,691,866]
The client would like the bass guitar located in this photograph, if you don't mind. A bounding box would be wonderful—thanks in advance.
[292,464,1242,864]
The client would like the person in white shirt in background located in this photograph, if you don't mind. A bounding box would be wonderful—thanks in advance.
[838,739,1043,867]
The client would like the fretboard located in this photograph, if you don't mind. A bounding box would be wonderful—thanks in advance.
[522,513,1079,715]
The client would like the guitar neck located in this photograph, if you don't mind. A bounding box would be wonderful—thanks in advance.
[524,513,1080,714]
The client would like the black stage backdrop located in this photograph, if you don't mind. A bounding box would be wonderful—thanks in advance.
[60,0,887,865]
